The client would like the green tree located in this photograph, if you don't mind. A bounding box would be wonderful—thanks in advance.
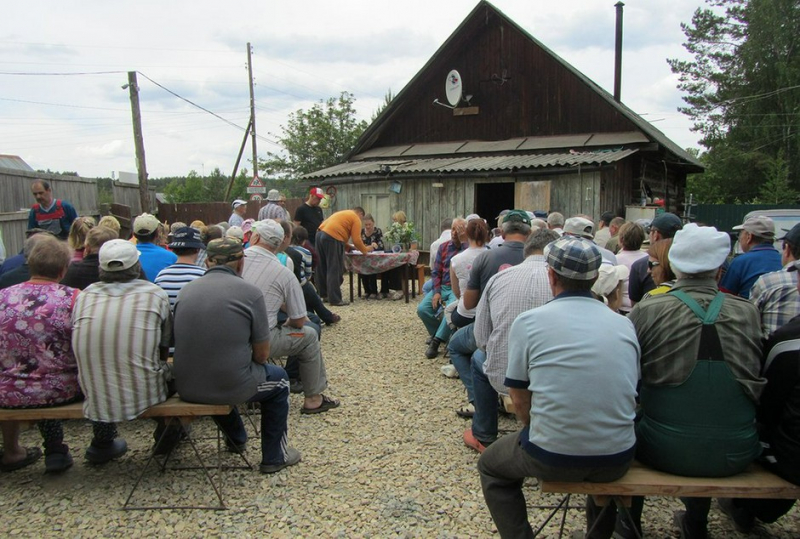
[669,0,800,202]
[755,150,799,203]
[259,91,368,179]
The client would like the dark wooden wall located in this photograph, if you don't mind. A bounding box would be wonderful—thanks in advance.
[157,199,302,228]
[369,8,636,148]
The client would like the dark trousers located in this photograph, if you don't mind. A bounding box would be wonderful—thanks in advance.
[212,364,290,465]
[302,281,335,324]
[315,231,344,305]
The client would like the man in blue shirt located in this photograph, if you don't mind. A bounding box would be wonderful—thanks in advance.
[720,215,782,299]
[133,213,177,282]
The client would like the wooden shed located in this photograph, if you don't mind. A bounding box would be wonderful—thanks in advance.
[302,1,702,246]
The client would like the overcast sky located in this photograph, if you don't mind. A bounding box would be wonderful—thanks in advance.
[1,0,706,179]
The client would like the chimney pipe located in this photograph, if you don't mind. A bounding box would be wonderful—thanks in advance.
[614,1,624,103]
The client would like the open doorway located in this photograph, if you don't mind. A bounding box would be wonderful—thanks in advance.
[474,182,515,228]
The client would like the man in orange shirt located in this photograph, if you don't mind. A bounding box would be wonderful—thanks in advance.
[316,207,377,306]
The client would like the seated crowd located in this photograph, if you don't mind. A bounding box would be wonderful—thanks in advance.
[1,178,798,539]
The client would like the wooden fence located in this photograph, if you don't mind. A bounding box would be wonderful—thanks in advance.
[157,199,302,227]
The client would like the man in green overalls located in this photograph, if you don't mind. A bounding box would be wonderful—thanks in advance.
[626,223,766,539]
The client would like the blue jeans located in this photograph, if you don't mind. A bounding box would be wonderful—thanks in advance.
[471,352,498,444]
[422,279,433,294]
[447,324,478,403]
[212,364,290,466]
[417,287,455,341]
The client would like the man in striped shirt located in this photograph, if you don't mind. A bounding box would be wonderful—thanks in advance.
[154,227,207,310]
[72,239,174,463]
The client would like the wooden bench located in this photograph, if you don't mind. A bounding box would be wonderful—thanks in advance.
[0,396,239,510]
[536,461,800,538]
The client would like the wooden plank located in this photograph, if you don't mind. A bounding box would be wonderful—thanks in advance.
[541,461,800,500]
[0,396,230,421]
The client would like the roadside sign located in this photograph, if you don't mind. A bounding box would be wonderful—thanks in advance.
[250,194,262,201]
[247,186,267,194]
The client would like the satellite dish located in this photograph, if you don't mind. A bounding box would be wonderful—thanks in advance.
[445,69,462,107]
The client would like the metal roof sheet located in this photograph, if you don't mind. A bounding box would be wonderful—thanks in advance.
[306,148,638,180]
[0,155,34,171]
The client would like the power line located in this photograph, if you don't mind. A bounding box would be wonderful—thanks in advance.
[136,71,283,148]
[0,70,127,76]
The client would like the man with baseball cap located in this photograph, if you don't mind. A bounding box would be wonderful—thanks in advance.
[629,212,683,303]
[154,227,207,310]
[72,239,175,464]
[623,223,764,539]
[720,215,783,299]
[258,189,287,221]
[562,215,618,266]
[133,213,177,282]
[172,237,301,473]
[228,199,248,227]
[294,187,326,247]
[243,220,339,414]
[478,236,639,539]
[749,222,800,338]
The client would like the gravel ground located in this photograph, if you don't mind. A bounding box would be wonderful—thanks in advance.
[1,294,798,537]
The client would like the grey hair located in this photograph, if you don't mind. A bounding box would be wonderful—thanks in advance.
[23,233,54,258]
[547,212,564,227]
[524,229,560,256]
[99,261,143,283]
[502,220,531,236]
[673,268,719,280]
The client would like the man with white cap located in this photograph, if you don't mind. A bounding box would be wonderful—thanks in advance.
[624,223,765,539]
[242,219,339,414]
[228,199,248,227]
[719,215,782,298]
[562,216,618,266]
[258,189,287,221]
[477,236,639,539]
[72,239,175,463]
[294,187,326,247]
[132,212,177,282]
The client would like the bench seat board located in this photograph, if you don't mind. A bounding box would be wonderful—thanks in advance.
[541,461,800,500]
[0,395,230,421]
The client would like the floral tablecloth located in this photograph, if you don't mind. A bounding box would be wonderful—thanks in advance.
[344,251,420,275]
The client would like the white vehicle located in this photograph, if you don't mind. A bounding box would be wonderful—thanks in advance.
[733,209,800,253]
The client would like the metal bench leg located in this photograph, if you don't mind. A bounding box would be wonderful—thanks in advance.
[531,493,571,537]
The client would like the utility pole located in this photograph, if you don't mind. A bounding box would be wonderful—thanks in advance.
[126,71,150,214]
[247,43,259,197]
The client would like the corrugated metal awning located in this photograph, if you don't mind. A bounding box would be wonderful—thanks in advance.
[304,148,638,180]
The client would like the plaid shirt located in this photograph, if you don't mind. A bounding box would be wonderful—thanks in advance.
[474,255,553,394]
[750,265,800,339]
[432,239,465,293]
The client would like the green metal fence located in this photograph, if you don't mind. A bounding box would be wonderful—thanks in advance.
[693,204,800,232]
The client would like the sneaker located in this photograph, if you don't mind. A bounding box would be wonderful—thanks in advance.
[85,438,128,465]
[289,379,304,394]
[463,428,488,453]
[440,364,459,378]
[717,498,755,533]
[388,291,404,301]
[260,446,301,474]
[329,300,349,306]
[44,452,73,474]
[225,440,247,454]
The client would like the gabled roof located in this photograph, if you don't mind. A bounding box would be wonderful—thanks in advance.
[342,0,700,170]
[0,154,34,172]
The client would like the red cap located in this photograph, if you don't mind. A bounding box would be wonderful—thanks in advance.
[310,187,325,199]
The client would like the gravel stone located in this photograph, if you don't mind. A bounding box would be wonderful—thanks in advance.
[0,294,797,537]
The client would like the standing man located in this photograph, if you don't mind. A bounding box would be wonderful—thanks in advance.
[720,215,782,298]
[594,211,615,248]
[294,187,326,247]
[243,220,340,414]
[316,208,376,306]
[228,199,248,227]
[72,239,174,463]
[173,237,301,473]
[28,179,78,240]
[258,189,287,221]
[478,236,639,539]
[750,222,800,338]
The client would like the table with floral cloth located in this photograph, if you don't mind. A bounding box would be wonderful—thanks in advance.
[344,251,420,303]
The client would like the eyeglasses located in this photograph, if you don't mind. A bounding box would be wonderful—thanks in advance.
[647,260,660,269]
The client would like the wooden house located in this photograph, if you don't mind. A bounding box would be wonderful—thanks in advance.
[302,1,701,246]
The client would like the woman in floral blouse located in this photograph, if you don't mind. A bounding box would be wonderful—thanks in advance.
[0,236,80,473]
